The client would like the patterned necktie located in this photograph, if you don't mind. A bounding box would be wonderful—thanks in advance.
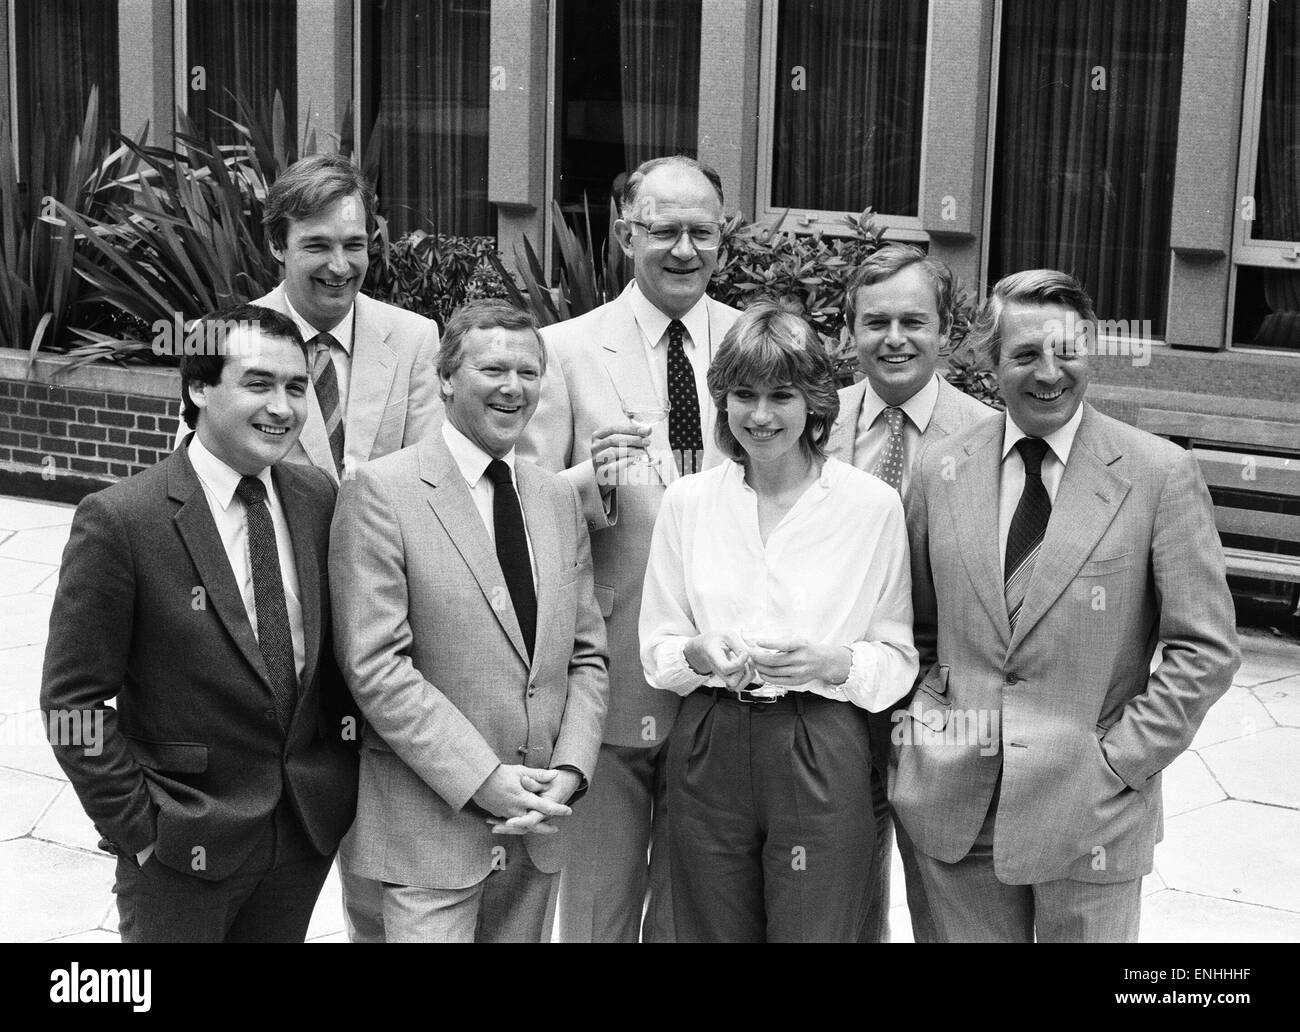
[234,475,297,726]
[872,407,907,494]
[310,332,345,477]
[666,319,703,475]
[1004,437,1052,633]
[486,459,536,659]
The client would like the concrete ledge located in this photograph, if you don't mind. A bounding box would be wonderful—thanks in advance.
[0,347,180,401]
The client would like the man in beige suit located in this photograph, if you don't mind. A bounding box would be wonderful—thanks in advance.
[518,156,740,942]
[173,154,441,489]
[895,269,1239,941]
[826,244,994,943]
[330,301,608,941]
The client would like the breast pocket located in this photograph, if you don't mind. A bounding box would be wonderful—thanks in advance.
[1069,552,1130,618]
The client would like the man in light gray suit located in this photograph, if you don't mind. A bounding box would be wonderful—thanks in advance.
[518,156,740,942]
[330,301,608,942]
[895,269,1238,941]
[172,154,441,492]
[826,244,994,943]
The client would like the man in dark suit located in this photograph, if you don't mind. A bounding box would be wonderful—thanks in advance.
[42,305,358,942]
[826,244,995,942]
[895,270,1238,941]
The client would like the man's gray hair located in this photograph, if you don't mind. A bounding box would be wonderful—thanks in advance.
[969,269,1097,367]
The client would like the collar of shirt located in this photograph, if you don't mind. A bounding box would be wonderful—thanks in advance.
[858,373,941,435]
[187,433,275,511]
[1001,401,1085,467]
[283,296,355,355]
[441,419,517,488]
[628,281,710,352]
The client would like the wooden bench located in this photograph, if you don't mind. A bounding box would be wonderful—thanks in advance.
[1137,409,1300,610]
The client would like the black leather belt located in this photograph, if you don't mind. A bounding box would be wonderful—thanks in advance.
[695,684,799,707]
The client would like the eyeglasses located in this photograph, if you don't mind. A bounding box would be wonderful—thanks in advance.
[628,220,724,251]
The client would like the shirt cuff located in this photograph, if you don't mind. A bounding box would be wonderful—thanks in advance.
[838,642,911,712]
[647,640,710,696]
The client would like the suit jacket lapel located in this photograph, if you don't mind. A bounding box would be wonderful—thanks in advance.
[829,379,867,463]
[421,436,531,666]
[274,464,322,697]
[948,418,1011,642]
[517,463,560,676]
[347,295,397,465]
[168,449,274,691]
[599,297,674,489]
[1010,404,1129,648]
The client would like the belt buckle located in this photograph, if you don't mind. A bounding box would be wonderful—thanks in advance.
[733,686,779,704]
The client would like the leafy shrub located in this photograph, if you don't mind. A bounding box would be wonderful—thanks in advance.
[364,228,513,327]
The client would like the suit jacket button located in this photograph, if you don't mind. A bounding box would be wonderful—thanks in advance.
[1005,674,1019,685]
[527,684,537,697]
[517,746,529,757]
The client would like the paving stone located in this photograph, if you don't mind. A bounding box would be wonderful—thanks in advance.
[34,569,59,596]
[1158,800,1300,913]
[0,557,57,596]
[888,904,915,943]
[1200,727,1300,809]
[1163,751,1226,817]
[45,929,120,943]
[34,782,102,853]
[0,498,75,532]
[0,643,45,714]
[100,899,119,933]
[0,708,69,779]
[1191,684,1275,749]
[306,931,348,943]
[0,524,72,565]
[1142,868,1166,897]
[1141,889,1300,943]
[1252,674,1300,728]
[0,766,61,839]
[0,592,54,649]
[306,861,346,942]
[0,838,115,941]
[1233,646,1300,687]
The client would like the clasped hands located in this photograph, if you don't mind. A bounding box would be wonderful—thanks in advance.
[683,632,853,689]
[473,764,582,836]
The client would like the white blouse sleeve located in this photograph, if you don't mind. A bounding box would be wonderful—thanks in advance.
[639,484,709,696]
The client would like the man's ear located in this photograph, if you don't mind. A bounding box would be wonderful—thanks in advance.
[269,241,285,264]
[612,219,635,259]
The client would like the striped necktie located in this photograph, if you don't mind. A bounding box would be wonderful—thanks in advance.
[310,332,345,477]
[1004,437,1052,633]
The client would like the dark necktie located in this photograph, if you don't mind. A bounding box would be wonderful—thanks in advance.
[235,475,297,725]
[1004,437,1052,632]
[872,407,907,494]
[486,459,536,658]
[666,319,703,475]
[310,332,345,477]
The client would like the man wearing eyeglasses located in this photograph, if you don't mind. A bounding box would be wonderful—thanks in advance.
[519,155,740,942]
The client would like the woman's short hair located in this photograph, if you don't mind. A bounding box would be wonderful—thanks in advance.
[707,301,839,462]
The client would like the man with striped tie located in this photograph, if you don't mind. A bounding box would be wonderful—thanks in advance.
[258,154,440,941]
[893,269,1238,942]
[827,244,994,943]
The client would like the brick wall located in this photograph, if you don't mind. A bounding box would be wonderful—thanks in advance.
[0,349,182,494]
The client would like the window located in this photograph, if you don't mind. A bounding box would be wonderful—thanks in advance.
[987,0,1186,337]
[183,0,297,145]
[11,0,118,184]
[758,0,927,234]
[1232,0,1300,351]
[359,0,493,237]
[555,0,701,250]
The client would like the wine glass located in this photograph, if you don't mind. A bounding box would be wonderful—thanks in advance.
[621,397,670,465]
[740,623,792,698]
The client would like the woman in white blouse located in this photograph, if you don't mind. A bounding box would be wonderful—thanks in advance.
[639,301,918,942]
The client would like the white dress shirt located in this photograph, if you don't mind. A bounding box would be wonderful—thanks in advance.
[851,374,940,498]
[284,297,356,417]
[441,420,538,585]
[186,434,306,680]
[640,457,918,711]
[997,403,1086,569]
[627,282,713,413]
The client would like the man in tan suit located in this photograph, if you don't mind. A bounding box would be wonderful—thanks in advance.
[894,269,1239,941]
[518,156,740,942]
[826,244,994,942]
[329,301,608,941]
